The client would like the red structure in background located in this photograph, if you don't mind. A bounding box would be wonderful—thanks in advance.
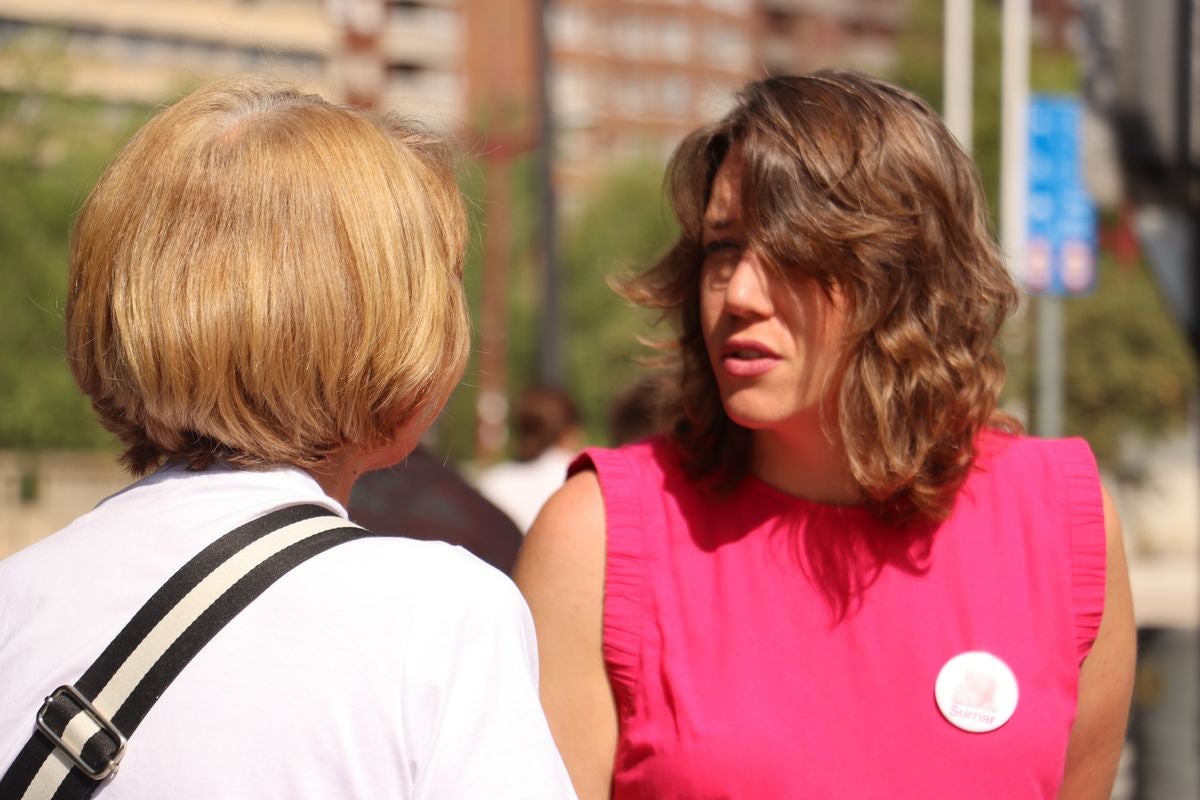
[463,0,541,462]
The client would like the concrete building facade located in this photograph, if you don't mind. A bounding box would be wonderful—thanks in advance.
[0,0,463,122]
[0,0,908,182]
[541,0,905,189]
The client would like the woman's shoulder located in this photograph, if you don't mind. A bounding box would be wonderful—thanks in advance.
[965,431,1105,548]
[570,433,683,487]
[973,428,1100,486]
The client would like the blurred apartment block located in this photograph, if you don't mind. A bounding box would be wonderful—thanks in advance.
[0,0,903,192]
[0,0,461,119]
[540,0,902,189]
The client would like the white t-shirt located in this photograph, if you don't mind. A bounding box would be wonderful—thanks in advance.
[474,448,575,533]
[0,462,576,799]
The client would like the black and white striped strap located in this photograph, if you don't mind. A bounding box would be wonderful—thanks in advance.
[0,504,373,800]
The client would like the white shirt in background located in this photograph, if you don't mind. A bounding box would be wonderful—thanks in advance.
[474,447,576,533]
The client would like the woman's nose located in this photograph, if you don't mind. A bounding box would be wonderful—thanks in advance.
[723,251,774,318]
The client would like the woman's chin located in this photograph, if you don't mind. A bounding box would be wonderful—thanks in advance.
[722,396,825,436]
[722,402,784,432]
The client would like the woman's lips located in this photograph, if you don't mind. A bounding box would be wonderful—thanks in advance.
[719,340,781,378]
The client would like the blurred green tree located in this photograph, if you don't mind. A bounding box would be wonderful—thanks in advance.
[0,92,140,452]
[434,153,544,463]
[437,155,675,462]
[561,160,676,442]
[1063,253,1197,468]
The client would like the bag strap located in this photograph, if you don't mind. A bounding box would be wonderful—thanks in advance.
[0,504,374,800]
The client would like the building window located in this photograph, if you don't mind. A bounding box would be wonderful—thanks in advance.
[549,5,592,52]
[700,81,738,118]
[701,0,752,13]
[658,75,691,118]
[613,78,648,118]
[610,13,693,64]
[660,17,691,62]
[703,25,749,71]
[553,66,597,128]
[612,14,653,61]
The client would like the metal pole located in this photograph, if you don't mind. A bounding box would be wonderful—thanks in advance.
[534,0,561,387]
[477,155,513,463]
[944,0,974,151]
[1174,0,1193,179]
[1001,0,1030,285]
[1036,295,1064,437]
[1001,0,1060,436]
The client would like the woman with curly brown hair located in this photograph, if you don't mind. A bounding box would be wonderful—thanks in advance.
[516,70,1134,799]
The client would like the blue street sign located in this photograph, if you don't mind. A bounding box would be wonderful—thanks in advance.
[1025,95,1098,295]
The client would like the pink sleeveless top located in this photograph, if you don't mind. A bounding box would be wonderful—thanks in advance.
[571,431,1106,799]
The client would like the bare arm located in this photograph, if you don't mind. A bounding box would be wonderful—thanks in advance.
[514,470,617,800]
[1058,485,1136,799]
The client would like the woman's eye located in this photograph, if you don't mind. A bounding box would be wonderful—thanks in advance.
[700,240,743,287]
[701,239,740,260]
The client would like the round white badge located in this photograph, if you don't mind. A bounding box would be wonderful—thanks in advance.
[934,651,1019,733]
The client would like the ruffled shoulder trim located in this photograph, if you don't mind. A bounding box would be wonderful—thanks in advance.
[569,445,649,718]
[1049,437,1107,666]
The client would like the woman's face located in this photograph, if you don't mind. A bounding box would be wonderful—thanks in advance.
[699,147,848,438]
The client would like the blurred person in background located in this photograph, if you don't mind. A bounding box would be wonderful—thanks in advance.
[607,378,667,447]
[0,79,574,799]
[350,442,524,574]
[516,70,1134,800]
[476,386,583,533]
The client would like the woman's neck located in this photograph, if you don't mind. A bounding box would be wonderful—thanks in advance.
[750,423,862,507]
[304,420,426,507]
[303,449,364,508]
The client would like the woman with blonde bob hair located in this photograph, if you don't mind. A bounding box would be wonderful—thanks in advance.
[0,79,574,799]
[517,70,1133,799]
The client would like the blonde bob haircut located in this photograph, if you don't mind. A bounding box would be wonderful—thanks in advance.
[624,70,1022,524]
[67,78,470,475]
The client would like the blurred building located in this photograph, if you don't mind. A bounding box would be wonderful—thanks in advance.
[0,0,907,186]
[760,0,902,74]
[0,0,463,122]
[544,0,904,191]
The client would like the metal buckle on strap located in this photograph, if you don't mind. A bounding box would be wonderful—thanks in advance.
[36,685,127,780]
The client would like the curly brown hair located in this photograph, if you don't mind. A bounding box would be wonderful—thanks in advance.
[621,70,1022,524]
